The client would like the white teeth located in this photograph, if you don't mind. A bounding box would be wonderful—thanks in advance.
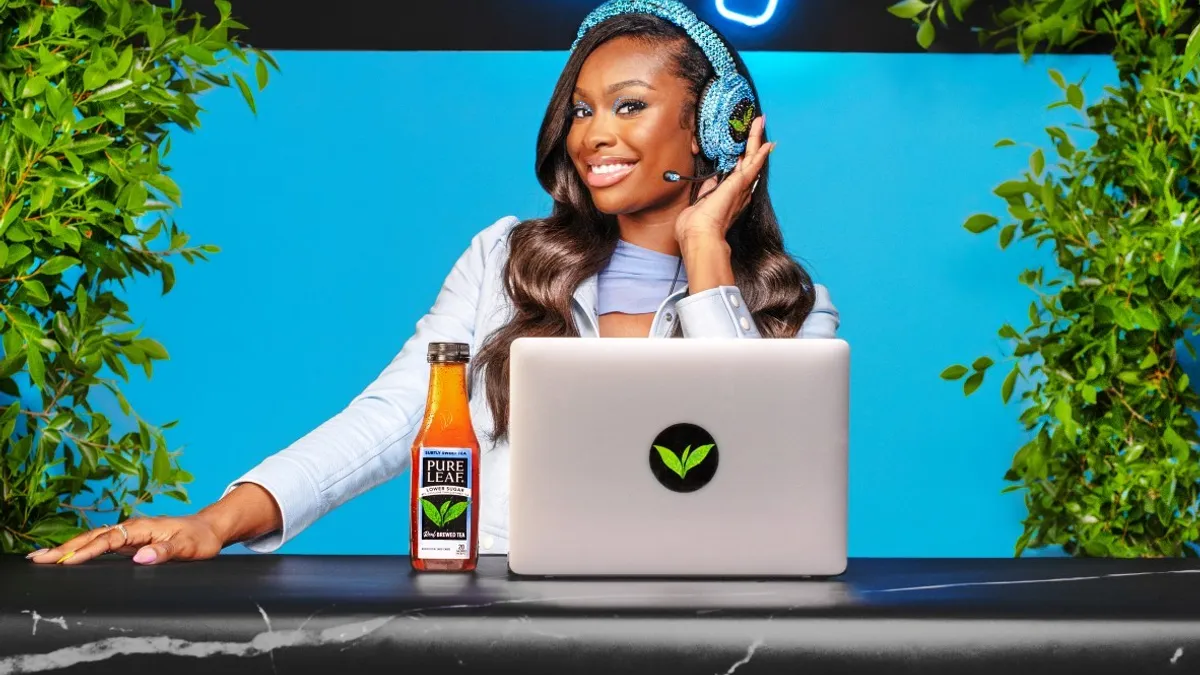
[591,163,635,175]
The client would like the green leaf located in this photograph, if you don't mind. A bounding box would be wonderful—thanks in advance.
[256,58,270,89]
[232,73,256,115]
[999,324,1019,339]
[973,356,994,371]
[994,181,1030,197]
[1030,149,1044,176]
[88,79,133,103]
[1178,374,1190,393]
[941,364,968,380]
[22,279,49,305]
[1139,352,1158,369]
[1,202,23,236]
[1000,361,1024,403]
[420,498,442,527]
[1055,397,1076,437]
[82,64,110,91]
[106,452,140,476]
[684,444,713,473]
[26,344,45,389]
[68,134,114,155]
[442,500,469,525]
[654,445,684,478]
[184,45,218,66]
[153,445,171,483]
[26,519,85,545]
[1184,19,1200,73]
[680,444,692,467]
[999,224,1017,249]
[964,214,998,233]
[1164,427,1190,462]
[145,174,182,205]
[963,371,984,395]
[1066,84,1083,108]
[916,17,935,49]
[13,117,45,146]
[994,139,1016,147]
[21,76,48,98]
[35,256,80,276]
[887,0,930,19]
[1048,69,1065,88]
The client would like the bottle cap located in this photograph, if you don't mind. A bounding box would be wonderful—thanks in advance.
[427,342,470,363]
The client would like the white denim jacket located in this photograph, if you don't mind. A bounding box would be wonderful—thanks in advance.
[226,216,839,554]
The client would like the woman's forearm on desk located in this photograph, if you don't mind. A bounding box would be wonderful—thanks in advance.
[198,483,283,548]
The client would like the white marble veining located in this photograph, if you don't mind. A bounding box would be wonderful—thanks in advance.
[19,612,68,637]
[874,568,1200,593]
[0,614,394,675]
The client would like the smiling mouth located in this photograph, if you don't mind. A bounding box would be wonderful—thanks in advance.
[585,161,638,188]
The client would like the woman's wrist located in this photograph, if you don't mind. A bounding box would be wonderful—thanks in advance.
[196,483,282,547]
[679,231,734,293]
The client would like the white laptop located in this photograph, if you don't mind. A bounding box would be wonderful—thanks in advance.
[506,337,849,577]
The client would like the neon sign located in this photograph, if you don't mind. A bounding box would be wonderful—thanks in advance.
[714,0,778,27]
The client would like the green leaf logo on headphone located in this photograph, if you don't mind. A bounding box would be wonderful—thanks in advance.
[728,103,755,134]
[654,443,714,478]
[420,498,469,528]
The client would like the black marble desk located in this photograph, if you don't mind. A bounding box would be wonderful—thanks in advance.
[2,555,1199,674]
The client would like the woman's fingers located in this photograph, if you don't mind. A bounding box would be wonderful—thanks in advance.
[743,114,764,158]
[57,526,135,565]
[28,525,120,565]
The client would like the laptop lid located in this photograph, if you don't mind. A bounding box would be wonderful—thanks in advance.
[506,337,849,577]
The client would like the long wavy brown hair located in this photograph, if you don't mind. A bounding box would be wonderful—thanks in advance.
[473,12,817,443]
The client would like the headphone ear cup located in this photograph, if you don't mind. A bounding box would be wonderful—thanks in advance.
[698,75,756,173]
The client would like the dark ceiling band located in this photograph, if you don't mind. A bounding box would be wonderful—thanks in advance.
[187,0,1111,53]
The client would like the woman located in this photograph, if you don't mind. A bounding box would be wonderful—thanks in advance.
[29,0,838,566]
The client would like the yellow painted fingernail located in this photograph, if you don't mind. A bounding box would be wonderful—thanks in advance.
[56,551,75,564]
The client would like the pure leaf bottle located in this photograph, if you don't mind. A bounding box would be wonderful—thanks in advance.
[410,342,480,572]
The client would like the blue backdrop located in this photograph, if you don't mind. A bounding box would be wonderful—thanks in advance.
[101,50,1127,557]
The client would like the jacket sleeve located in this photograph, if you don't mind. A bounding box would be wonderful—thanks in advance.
[222,217,514,552]
[674,283,839,339]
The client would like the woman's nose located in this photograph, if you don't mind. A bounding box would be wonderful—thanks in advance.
[584,112,617,150]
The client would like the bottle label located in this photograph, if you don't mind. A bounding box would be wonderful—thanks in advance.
[415,446,472,559]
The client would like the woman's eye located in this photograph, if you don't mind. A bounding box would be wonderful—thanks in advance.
[571,104,592,118]
[615,99,647,115]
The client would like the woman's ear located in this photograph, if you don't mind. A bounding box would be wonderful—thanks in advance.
[691,135,700,155]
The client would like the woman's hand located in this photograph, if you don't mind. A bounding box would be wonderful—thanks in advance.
[27,514,227,565]
[672,115,773,247]
[25,484,283,565]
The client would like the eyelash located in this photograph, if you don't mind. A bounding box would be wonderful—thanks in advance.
[571,98,648,119]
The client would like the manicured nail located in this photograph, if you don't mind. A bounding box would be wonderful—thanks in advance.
[55,551,75,564]
[26,549,48,560]
[133,547,157,564]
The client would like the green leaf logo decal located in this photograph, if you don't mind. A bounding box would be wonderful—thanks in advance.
[655,445,684,477]
[420,498,443,527]
[684,444,713,474]
[421,498,469,528]
[655,443,714,478]
[442,500,469,525]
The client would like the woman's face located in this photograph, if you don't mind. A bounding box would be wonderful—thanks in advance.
[566,36,699,216]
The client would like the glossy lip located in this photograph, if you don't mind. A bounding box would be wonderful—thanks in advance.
[583,155,639,188]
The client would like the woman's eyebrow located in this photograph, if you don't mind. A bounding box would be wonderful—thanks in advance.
[574,79,656,97]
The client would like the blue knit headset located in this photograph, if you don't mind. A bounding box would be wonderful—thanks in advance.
[572,0,757,176]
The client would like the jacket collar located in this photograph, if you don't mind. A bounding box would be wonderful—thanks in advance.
[572,273,689,337]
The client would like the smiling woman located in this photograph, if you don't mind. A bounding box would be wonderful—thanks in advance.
[28,0,840,567]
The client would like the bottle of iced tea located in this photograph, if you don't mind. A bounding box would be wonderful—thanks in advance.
[410,342,480,572]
